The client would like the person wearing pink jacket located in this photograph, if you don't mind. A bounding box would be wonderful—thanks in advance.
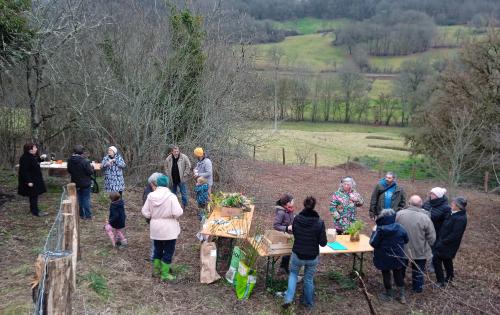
[141,175,183,281]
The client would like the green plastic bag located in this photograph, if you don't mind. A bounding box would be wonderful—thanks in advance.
[235,261,257,300]
[225,246,244,285]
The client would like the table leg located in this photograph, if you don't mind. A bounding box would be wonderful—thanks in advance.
[359,253,364,275]
[227,238,235,269]
[265,257,271,288]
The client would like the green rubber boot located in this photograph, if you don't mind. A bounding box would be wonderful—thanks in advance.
[152,259,161,278]
[160,261,176,281]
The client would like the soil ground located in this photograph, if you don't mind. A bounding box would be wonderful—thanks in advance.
[0,160,499,314]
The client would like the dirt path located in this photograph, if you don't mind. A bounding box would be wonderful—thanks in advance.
[1,161,499,314]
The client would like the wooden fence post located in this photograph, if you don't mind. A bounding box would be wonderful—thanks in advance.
[346,156,350,174]
[378,161,385,178]
[282,148,285,165]
[314,153,318,169]
[62,199,76,291]
[484,171,489,193]
[44,253,73,315]
[253,145,256,160]
[67,183,80,261]
[411,163,416,183]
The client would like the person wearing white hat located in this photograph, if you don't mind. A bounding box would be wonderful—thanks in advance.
[423,187,451,237]
[102,145,126,196]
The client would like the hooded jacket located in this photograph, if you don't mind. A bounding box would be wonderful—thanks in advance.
[109,199,126,229]
[273,205,295,233]
[141,187,183,240]
[396,206,435,260]
[422,196,451,237]
[18,153,47,197]
[67,154,94,189]
[292,208,327,260]
[434,210,467,259]
[370,214,409,270]
[369,179,406,218]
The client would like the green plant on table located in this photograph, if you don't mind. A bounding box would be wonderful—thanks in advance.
[346,220,365,236]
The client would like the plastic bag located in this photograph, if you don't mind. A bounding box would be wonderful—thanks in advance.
[234,261,257,300]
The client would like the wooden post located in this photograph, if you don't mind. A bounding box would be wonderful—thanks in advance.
[346,156,350,174]
[44,253,73,315]
[411,163,416,183]
[484,171,489,193]
[67,183,80,261]
[314,153,318,169]
[62,199,76,291]
[378,161,385,178]
[253,145,256,160]
[282,148,285,165]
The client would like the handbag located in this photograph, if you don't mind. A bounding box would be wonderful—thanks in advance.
[91,175,99,194]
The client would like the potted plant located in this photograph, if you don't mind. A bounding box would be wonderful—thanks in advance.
[346,220,365,242]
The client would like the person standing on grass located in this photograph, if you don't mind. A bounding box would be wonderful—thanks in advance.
[396,195,436,293]
[67,145,94,220]
[370,208,409,304]
[329,176,364,235]
[369,172,406,220]
[164,145,191,209]
[282,196,327,310]
[101,146,126,197]
[104,191,127,248]
[141,175,183,281]
[143,172,164,262]
[193,147,213,194]
[273,193,295,275]
[18,143,47,217]
[433,197,468,288]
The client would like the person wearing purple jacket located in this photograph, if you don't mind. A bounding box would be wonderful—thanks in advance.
[273,193,295,274]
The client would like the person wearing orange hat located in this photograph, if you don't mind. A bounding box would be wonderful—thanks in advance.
[193,147,213,194]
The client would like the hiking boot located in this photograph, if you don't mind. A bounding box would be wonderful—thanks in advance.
[152,259,161,278]
[396,287,406,304]
[378,289,393,302]
[160,261,176,281]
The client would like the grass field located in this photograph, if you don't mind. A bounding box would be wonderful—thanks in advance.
[250,122,409,166]
[368,79,394,98]
[369,48,458,72]
[272,17,347,35]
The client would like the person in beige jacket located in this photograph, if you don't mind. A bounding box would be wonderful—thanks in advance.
[396,195,436,293]
[164,145,192,208]
[141,175,183,281]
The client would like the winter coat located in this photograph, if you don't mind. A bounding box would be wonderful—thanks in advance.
[195,157,213,186]
[67,154,94,189]
[109,199,126,229]
[18,153,47,197]
[396,206,436,260]
[434,210,467,259]
[292,208,328,260]
[422,196,451,237]
[370,214,409,270]
[369,179,406,218]
[273,205,295,233]
[329,188,364,233]
[101,154,126,192]
[164,153,192,184]
[141,187,183,240]
[194,183,209,206]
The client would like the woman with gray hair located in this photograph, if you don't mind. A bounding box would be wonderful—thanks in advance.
[329,176,364,234]
[370,208,409,304]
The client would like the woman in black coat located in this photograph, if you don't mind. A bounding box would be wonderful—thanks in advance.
[18,143,47,216]
[433,197,468,287]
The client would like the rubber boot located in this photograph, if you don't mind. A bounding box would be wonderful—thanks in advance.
[152,259,161,278]
[378,289,393,302]
[160,261,176,281]
[397,287,407,304]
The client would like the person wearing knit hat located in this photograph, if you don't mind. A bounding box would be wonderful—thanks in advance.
[102,145,126,196]
[193,147,213,194]
[423,187,451,237]
[432,196,468,287]
[142,173,183,281]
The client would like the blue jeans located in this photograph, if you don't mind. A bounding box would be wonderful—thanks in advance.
[77,187,92,219]
[404,259,426,292]
[284,252,319,307]
[171,182,188,207]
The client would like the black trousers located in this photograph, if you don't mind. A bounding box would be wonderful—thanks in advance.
[153,239,177,264]
[29,195,39,216]
[433,255,454,283]
[280,255,291,272]
[382,268,405,290]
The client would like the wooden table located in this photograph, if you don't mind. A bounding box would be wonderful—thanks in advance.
[16,162,101,177]
[250,234,374,289]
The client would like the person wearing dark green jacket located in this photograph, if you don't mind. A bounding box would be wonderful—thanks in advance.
[369,172,407,219]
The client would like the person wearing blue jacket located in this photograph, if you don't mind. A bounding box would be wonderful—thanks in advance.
[370,208,409,304]
[433,197,468,287]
